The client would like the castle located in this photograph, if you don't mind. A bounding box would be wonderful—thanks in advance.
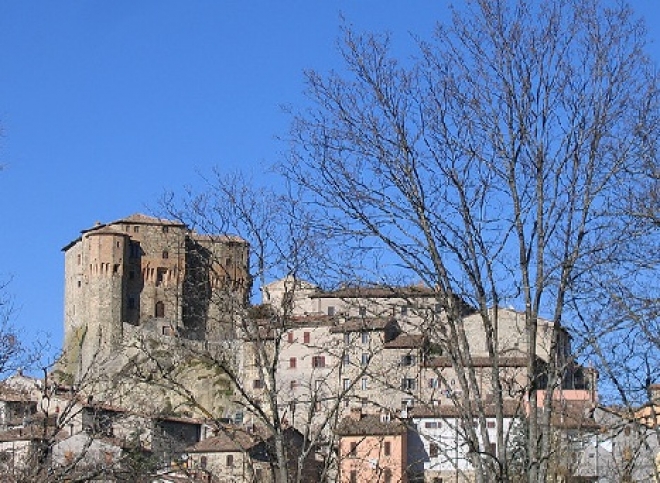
[60,213,250,382]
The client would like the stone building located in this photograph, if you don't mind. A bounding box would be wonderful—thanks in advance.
[60,213,250,383]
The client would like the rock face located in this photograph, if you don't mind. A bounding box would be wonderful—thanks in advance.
[58,214,250,417]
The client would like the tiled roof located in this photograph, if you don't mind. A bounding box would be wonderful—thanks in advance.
[0,383,33,402]
[329,317,395,333]
[410,400,523,419]
[188,429,259,453]
[312,285,435,299]
[335,414,408,436]
[384,334,425,349]
[423,356,529,368]
[114,213,185,226]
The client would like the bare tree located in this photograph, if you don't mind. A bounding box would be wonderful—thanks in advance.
[284,0,659,481]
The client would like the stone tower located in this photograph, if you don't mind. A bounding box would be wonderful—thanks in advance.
[61,214,250,381]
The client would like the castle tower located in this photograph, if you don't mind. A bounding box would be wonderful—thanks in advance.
[61,214,250,382]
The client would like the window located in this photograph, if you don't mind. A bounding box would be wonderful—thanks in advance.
[287,331,294,343]
[430,442,439,458]
[359,306,367,316]
[315,379,323,390]
[225,257,232,267]
[255,468,263,481]
[361,331,370,344]
[425,421,440,429]
[401,378,417,391]
[401,354,417,366]
[489,442,497,454]
[77,254,81,265]
[361,377,369,390]
[289,357,297,369]
[344,333,350,344]
[349,442,357,457]
[343,353,350,365]
[133,226,139,233]
[253,379,263,389]
[303,332,310,344]
[327,306,335,316]
[113,264,119,274]
[361,397,368,407]
[77,280,81,288]
[162,250,169,259]
[350,470,357,483]
[162,226,169,233]
[401,305,408,316]
[156,267,167,286]
[343,378,350,391]
[487,420,496,429]
[155,301,165,318]
[384,468,392,483]
[289,380,297,390]
[428,378,439,388]
[361,353,370,366]
[162,326,173,336]
[200,455,207,469]
[226,454,234,467]
[384,441,391,456]
[312,356,325,368]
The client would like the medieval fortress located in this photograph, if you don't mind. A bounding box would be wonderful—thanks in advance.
[60,213,250,384]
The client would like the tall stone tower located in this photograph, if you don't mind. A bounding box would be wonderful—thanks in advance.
[61,214,250,381]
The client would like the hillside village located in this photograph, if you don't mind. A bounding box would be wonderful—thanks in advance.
[0,213,657,482]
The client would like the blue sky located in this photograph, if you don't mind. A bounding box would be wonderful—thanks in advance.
[0,1,658,364]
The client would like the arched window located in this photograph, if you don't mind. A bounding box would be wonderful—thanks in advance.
[155,301,165,318]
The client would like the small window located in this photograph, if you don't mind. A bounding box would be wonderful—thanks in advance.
[303,332,310,344]
[155,301,165,318]
[343,353,350,365]
[384,469,392,483]
[401,354,417,366]
[255,468,263,481]
[162,326,173,336]
[253,379,263,389]
[312,356,326,368]
[359,306,366,316]
[361,397,368,407]
[327,306,335,316]
[401,378,417,391]
[287,331,294,343]
[77,254,81,265]
[290,380,297,390]
[225,257,232,267]
[226,454,234,467]
[428,378,439,388]
[361,332,369,344]
[162,250,169,259]
[289,357,297,369]
[384,441,391,456]
[361,353,370,366]
[343,378,350,390]
[425,421,440,429]
[200,455,207,469]
[487,420,496,429]
[350,470,357,483]
[133,226,139,233]
[430,442,439,458]
[77,280,82,288]
[113,264,119,274]
[349,442,357,457]
[489,442,496,454]
[156,267,167,286]
[401,305,408,316]
[361,377,368,390]
[344,333,350,344]
[162,226,169,233]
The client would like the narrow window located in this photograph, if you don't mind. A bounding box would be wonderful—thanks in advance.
[384,441,391,456]
[361,377,368,390]
[401,305,408,316]
[226,454,234,467]
[287,331,294,343]
[312,356,325,368]
[489,442,497,454]
[77,254,81,265]
[77,280,81,288]
[384,469,392,483]
[349,442,357,457]
[200,455,207,469]
[361,331,369,344]
[359,306,366,316]
[303,332,310,344]
[289,357,297,369]
[344,333,350,344]
[350,470,357,483]
[343,378,350,391]
[162,226,169,233]
[155,301,165,318]
[430,442,439,458]
[113,264,119,274]
[162,250,169,259]
[290,380,297,390]
[327,306,335,316]
[253,379,263,389]
[133,226,139,233]
[156,267,167,286]
[361,353,370,366]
